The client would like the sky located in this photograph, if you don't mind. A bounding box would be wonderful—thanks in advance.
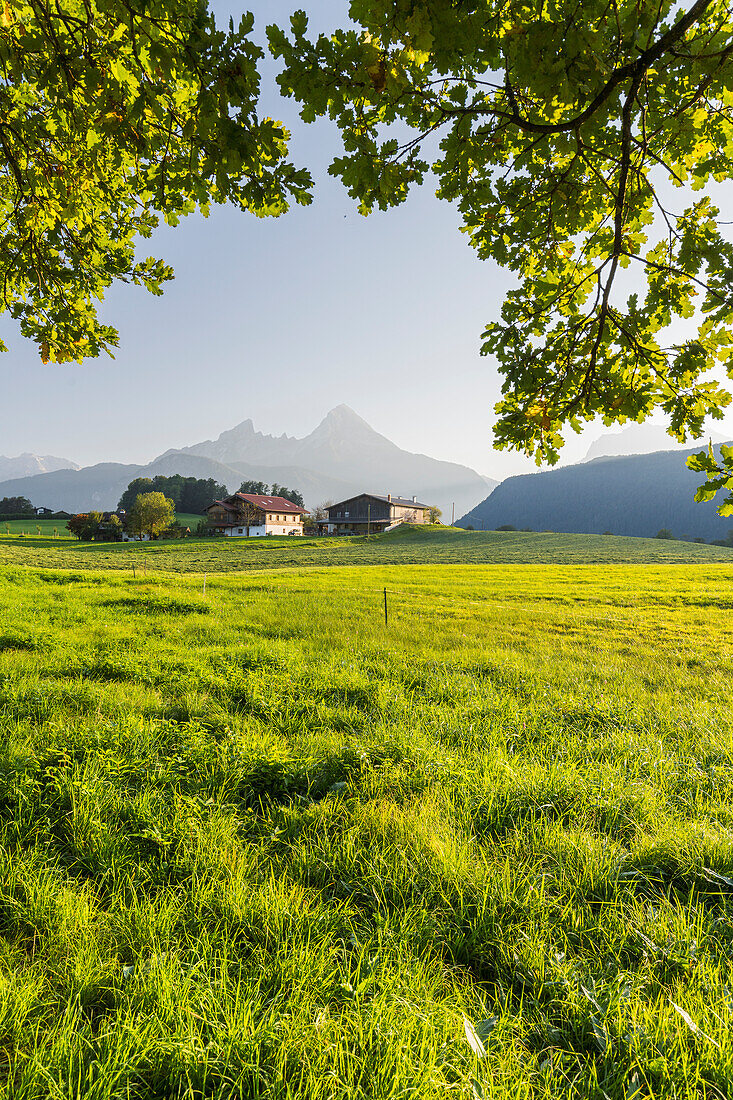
[1,0,731,479]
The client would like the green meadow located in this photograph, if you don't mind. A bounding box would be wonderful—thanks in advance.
[1,538,733,1097]
[0,514,203,539]
[1,524,733,573]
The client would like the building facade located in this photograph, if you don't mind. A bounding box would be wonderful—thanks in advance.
[326,493,430,535]
[206,493,307,537]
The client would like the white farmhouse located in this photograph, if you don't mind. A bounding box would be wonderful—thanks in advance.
[206,493,307,537]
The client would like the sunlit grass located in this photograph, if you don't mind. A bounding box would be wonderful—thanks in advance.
[1,524,732,574]
[0,560,732,1097]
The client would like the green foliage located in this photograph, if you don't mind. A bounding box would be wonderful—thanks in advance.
[0,0,312,362]
[128,492,174,538]
[0,495,34,516]
[66,510,102,540]
[655,528,675,540]
[237,481,305,507]
[689,442,733,515]
[270,483,305,508]
[237,479,270,495]
[427,505,442,524]
[272,2,733,472]
[0,560,733,1095]
[119,476,226,514]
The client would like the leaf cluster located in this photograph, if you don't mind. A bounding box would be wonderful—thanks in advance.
[0,0,312,361]
[128,490,174,536]
[271,0,733,469]
[688,441,733,514]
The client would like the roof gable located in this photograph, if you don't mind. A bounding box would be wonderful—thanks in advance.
[328,493,431,510]
[230,493,307,514]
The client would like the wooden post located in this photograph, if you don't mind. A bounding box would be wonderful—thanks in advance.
[383,586,388,626]
[132,564,136,579]
[451,502,455,526]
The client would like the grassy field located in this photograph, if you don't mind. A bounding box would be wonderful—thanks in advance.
[1,517,72,538]
[1,524,732,574]
[0,556,732,1097]
[0,514,203,539]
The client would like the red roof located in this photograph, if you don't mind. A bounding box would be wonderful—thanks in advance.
[231,493,307,515]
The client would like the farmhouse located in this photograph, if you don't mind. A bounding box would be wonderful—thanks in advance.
[207,493,307,537]
[326,493,431,535]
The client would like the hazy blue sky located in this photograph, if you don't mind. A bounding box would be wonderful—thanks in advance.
[1,0,730,478]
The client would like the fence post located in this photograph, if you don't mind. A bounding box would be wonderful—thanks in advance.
[383,586,388,626]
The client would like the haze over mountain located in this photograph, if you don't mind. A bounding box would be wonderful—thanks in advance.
[583,423,727,462]
[459,445,733,542]
[157,405,496,516]
[0,407,495,516]
[0,453,79,481]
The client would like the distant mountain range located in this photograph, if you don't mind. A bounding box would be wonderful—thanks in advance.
[0,453,79,481]
[0,406,496,516]
[582,423,728,462]
[459,445,733,542]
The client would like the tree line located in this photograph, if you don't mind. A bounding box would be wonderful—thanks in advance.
[0,496,35,517]
[117,476,228,515]
[236,481,305,507]
[66,476,306,541]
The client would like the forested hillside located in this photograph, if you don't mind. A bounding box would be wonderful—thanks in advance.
[458,447,733,542]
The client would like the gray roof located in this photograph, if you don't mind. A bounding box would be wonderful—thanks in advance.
[329,493,431,510]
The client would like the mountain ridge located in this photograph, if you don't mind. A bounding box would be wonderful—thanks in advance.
[0,407,495,516]
[0,453,79,482]
[458,445,733,542]
[154,405,495,516]
[582,423,728,462]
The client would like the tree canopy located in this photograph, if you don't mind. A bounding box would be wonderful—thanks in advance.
[4,0,733,507]
[0,495,34,516]
[270,0,733,469]
[0,0,311,363]
[237,480,305,507]
[128,491,174,537]
[118,475,226,514]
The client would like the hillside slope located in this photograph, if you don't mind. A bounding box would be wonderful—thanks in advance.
[458,446,733,542]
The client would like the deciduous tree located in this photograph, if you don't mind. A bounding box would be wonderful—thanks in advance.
[0,496,34,516]
[0,0,311,363]
[128,492,174,538]
[237,480,270,496]
[271,1,733,498]
[270,483,304,507]
[66,511,102,539]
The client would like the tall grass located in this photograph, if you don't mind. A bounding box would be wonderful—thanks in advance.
[0,562,732,1096]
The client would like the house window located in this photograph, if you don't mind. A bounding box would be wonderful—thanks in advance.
[238,528,243,534]
[345,511,349,518]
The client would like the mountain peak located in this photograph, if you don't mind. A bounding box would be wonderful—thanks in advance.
[221,418,256,437]
[320,405,371,427]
